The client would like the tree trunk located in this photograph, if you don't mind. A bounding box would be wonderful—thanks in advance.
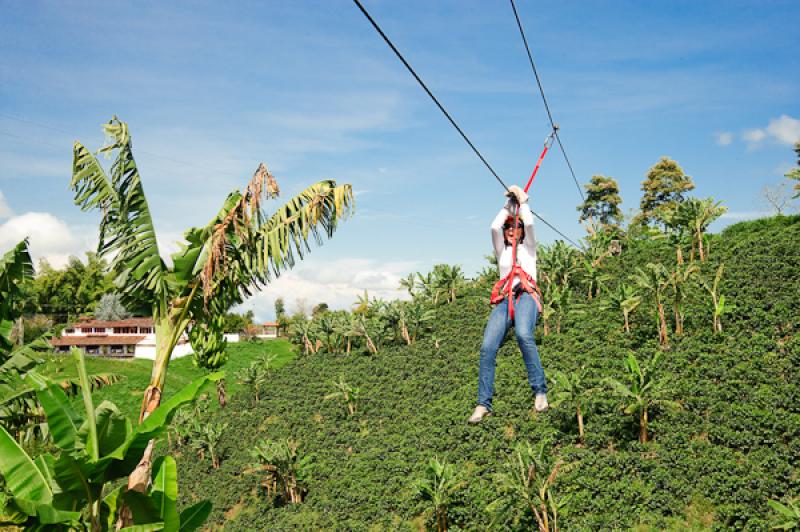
[657,300,669,348]
[623,311,630,333]
[674,302,683,335]
[577,404,585,445]
[676,245,683,265]
[640,408,649,443]
[543,317,550,336]
[698,230,705,261]
[217,379,227,408]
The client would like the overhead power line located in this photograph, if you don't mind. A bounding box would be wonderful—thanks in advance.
[508,0,586,203]
[351,0,580,248]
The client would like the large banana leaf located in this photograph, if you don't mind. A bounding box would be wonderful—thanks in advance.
[178,501,212,532]
[32,378,82,452]
[71,117,169,312]
[0,425,52,514]
[0,239,34,354]
[151,456,179,532]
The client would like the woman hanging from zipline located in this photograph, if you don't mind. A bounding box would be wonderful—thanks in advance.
[468,184,548,423]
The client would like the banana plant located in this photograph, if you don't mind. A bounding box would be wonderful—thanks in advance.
[250,439,312,505]
[632,263,671,347]
[604,351,681,443]
[70,117,352,496]
[412,457,464,532]
[324,375,361,416]
[488,440,572,532]
[768,496,800,530]
[602,283,641,333]
[0,349,216,530]
[700,263,730,333]
[549,368,597,445]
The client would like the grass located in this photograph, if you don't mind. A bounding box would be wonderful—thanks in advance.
[39,339,296,420]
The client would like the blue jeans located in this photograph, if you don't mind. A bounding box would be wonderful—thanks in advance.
[478,291,546,411]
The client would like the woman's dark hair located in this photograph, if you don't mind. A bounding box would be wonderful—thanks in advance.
[502,219,525,246]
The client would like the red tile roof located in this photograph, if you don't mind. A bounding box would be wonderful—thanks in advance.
[52,335,147,347]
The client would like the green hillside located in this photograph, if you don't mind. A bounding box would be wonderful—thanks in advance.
[170,216,799,530]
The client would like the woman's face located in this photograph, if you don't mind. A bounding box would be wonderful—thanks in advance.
[504,225,523,243]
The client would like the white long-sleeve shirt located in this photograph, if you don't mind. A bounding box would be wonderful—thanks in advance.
[491,200,537,285]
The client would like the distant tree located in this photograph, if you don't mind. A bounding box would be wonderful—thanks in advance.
[293,298,310,318]
[577,175,623,230]
[26,253,116,320]
[312,302,329,318]
[94,292,130,321]
[762,182,792,215]
[638,157,695,228]
[275,297,287,335]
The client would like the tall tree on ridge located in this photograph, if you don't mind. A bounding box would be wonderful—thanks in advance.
[577,174,623,231]
[638,157,695,229]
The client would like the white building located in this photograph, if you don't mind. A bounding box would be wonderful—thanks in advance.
[52,317,194,360]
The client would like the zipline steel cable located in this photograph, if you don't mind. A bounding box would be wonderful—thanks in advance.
[351,0,581,249]
[509,0,586,203]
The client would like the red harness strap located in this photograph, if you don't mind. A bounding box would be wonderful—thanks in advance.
[488,130,555,320]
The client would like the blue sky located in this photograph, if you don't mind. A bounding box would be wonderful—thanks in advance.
[1,0,798,320]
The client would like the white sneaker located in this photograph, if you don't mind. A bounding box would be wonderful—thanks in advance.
[534,394,549,412]
[468,405,491,424]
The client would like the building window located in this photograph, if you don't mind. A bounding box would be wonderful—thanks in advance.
[86,346,100,355]
[65,328,75,334]
[139,327,153,334]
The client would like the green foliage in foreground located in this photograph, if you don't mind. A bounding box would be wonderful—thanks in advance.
[0,350,216,530]
[160,215,799,530]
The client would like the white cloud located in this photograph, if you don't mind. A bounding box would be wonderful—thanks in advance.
[767,115,800,145]
[742,128,767,144]
[233,258,419,321]
[715,131,733,146]
[0,212,94,268]
[743,115,800,148]
[0,191,13,219]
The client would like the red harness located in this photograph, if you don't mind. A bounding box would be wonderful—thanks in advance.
[488,130,555,320]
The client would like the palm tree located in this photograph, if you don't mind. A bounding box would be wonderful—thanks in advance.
[632,263,671,347]
[416,272,440,304]
[605,351,681,443]
[603,283,641,333]
[413,457,464,532]
[70,117,352,499]
[550,369,596,445]
[667,263,699,335]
